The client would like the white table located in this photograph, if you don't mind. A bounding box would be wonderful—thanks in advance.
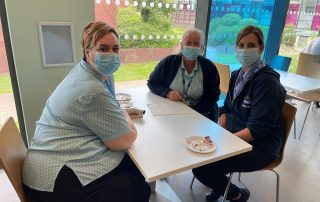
[276,70,320,93]
[276,70,320,140]
[120,87,252,183]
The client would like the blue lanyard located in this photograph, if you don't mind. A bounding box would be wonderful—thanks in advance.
[181,67,195,100]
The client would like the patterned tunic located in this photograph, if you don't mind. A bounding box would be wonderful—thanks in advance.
[23,60,131,192]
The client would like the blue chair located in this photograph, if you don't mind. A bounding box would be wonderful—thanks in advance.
[213,62,230,108]
[270,55,292,71]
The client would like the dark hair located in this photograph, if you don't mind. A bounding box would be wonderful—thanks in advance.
[236,25,264,46]
[81,21,119,59]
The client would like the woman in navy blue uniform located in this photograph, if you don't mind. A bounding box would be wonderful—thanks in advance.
[192,25,286,202]
[147,29,220,122]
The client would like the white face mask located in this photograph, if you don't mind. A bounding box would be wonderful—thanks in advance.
[236,48,260,66]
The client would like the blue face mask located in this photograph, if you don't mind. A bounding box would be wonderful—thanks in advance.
[94,52,120,75]
[236,48,260,66]
[182,46,201,61]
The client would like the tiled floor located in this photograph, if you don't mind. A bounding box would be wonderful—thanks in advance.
[1,92,319,202]
[0,93,17,124]
[163,100,320,202]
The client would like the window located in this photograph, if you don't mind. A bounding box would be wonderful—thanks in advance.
[0,17,18,126]
[280,0,320,73]
[205,0,275,72]
[94,0,197,89]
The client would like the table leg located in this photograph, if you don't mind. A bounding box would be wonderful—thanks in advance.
[149,179,182,202]
[149,181,156,193]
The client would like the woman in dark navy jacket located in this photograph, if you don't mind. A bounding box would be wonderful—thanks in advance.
[192,26,286,202]
[147,29,220,122]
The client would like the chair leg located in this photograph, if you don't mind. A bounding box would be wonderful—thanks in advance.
[294,117,296,139]
[298,102,312,140]
[222,172,233,202]
[311,101,317,111]
[190,176,195,189]
[237,170,280,202]
[271,170,280,202]
[237,172,248,189]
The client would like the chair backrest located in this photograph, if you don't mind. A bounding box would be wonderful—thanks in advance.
[213,62,230,94]
[270,55,292,71]
[0,117,28,202]
[266,102,296,169]
[296,52,320,79]
[48,87,52,95]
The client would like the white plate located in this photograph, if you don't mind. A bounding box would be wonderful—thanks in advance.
[116,93,132,101]
[184,136,216,153]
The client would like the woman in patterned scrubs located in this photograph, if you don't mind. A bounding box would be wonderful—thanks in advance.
[22,21,150,202]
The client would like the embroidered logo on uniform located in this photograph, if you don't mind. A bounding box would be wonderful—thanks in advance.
[241,96,252,108]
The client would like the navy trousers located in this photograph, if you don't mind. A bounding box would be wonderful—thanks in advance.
[24,154,151,202]
[192,146,274,199]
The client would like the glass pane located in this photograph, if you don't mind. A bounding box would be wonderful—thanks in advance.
[206,0,275,72]
[94,0,197,90]
[0,17,18,126]
[280,0,320,73]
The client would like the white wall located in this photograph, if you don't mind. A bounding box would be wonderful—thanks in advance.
[6,0,94,142]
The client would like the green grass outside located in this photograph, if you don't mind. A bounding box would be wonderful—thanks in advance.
[0,73,12,94]
[0,48,300,95]
[278,48,299,73]
[114,61,158,82]
[0,62,159,94]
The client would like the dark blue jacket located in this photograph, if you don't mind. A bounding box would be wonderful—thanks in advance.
[220,65,286,160]
[147,55,220,122]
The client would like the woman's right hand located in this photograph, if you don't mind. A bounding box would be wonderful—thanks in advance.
[166,90,183,101]
[219,113,227,129]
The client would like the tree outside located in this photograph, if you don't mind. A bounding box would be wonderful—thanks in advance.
[206,13,269,66]
[117,0,185,49]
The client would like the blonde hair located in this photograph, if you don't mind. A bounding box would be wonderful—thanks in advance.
[81,21,119,59]
[179,29,205,54]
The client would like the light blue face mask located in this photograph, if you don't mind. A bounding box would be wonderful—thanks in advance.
[182,46,201,61]
[236,48,260,66]
[94,52,120,75]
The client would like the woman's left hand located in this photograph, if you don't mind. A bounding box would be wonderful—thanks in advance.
[166,90,183,101]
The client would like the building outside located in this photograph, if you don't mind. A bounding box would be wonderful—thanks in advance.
[210,0,274,26]
[0,20,8,73]
[284,0,320,49]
